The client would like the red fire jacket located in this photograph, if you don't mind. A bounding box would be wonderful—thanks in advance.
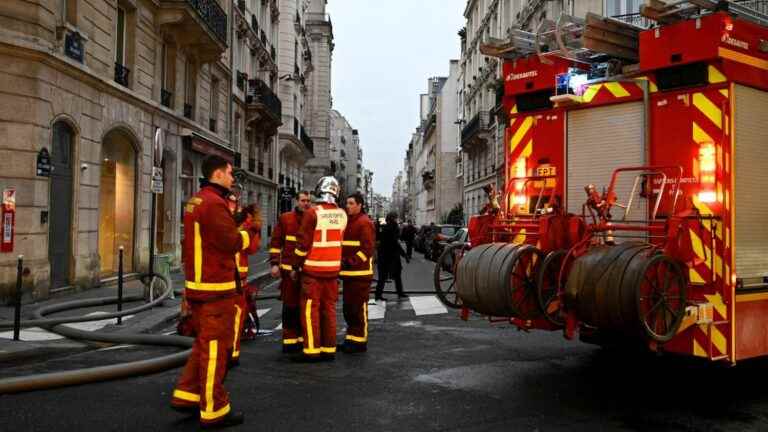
[340,212,375,279]
[294,202,348,278]
[269,209,303,271]
[236,218,261,281]
[182,184,258,302]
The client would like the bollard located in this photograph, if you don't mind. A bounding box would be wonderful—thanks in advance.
[13,255,23,341]
[117,247,124,325]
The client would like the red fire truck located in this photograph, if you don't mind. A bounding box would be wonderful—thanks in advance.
[438,2,768,364]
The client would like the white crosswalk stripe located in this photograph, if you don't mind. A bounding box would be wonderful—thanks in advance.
[409,295,448,316]
[368,300,387,320]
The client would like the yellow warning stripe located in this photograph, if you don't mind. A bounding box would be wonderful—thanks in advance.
[173,390,200,403]
[581,84,602,103]
[513,228,527,244]
[690,268,706,284]
[719,47,768,71]
[693,93,722,129]
[510,105,518,115]
[692,121,715,144]
[704,293,727,319]
[719,89,729,98]
[708,65,727,84]
[510,116,533,152]
[636,76,658,93]
[693,338,707,357]
[604,82,630,98]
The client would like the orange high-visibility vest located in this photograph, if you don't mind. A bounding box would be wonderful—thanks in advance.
[303,205,348,275]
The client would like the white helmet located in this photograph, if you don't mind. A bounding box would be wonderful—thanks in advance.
[315,176,340,204]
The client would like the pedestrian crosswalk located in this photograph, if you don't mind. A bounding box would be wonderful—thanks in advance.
[257,295,449,332]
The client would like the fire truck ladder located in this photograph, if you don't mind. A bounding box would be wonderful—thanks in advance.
[641,0,768,27]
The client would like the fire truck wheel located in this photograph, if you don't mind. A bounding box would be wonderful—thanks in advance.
[536,249,567,326]
[434,243,466,309]
[635,254,687,343]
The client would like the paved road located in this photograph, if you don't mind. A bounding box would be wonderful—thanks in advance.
[2,254,768,431]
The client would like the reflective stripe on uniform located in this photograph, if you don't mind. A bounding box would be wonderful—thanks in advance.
[235,253,248,274]
[314,240,342,247]
[283,338,301,345]
[295,249,308,257]
[321,346,336,353]
[200,403,231,421]
[205,340,218,413]
[185,280,237,291]
[339,258,374,277]
[345,302,368,343]
[342,240,361,246]
[304,259,341,267]
[280,264,293,271]
[356,251,367,261]
[232,305,242,358]
[269,248,281,254]
[285,235,297,242]
[305,299,315,352]
[173,389,200,403]
[194,222,203,285]
[240,231,250,250]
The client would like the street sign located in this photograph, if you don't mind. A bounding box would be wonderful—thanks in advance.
[151,167,164,194]
[36,148,51,177]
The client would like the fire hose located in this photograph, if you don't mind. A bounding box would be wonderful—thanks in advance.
[0,273,193,394]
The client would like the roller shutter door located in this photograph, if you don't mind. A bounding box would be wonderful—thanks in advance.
[734,84,768,281]
[567,102,646,224]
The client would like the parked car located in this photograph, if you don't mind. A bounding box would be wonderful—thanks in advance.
[432,227,468,262]
[425,225,461,260]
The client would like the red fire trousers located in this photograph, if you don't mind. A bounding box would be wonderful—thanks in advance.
[300,275,339,357]
[342,278,372,346]
[280,270,302,347]
[232,286,247,360]
[171,296,235,425]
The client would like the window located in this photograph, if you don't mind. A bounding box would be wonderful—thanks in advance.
[234,114,241,151]
[184,60,196,118]
[116,7,126,65]
[210,76,220,131]
[604,0,642,16]
[62,0,77,26]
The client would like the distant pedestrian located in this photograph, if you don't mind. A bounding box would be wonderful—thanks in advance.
[401,220,417,260]
[374,212,409,301]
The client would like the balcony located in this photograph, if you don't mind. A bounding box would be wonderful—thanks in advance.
[461,111,491,148]
[610,13,653,29]
[161,89,173,108]
[246,79,283,133]
[184,103,194,120]
[248,158,256,172]
[158,0,228,63]
[114,63,130,87]
[300,127,315,156]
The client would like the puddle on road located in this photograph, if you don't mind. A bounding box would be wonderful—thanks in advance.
[413,361,541,395]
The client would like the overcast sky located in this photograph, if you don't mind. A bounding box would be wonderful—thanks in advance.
[326,0,465,195]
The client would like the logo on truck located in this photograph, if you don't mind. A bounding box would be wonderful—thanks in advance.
[507,71,538,81]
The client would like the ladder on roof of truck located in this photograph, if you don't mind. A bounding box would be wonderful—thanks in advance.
[641,0,768,27]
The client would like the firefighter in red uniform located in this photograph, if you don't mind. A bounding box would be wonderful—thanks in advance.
[269,190,312,352]
[170,155,256,428]
[227,189,261,366]
[338,192,376,353]
[292,176,348,362]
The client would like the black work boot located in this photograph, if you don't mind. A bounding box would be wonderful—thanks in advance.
[339,341,368,354]
[201,411,245,429]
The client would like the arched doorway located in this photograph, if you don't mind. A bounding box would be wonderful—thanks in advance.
[99,129,137,276]
[49,120,75,288]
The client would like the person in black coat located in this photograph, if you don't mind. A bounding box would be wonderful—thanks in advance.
[374,212,409,301]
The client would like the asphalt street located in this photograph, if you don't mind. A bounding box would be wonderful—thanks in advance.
[2,253,768,431]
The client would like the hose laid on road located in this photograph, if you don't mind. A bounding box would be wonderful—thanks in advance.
[0,274,193,394]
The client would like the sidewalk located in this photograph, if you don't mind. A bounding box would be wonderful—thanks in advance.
[0,248,275,365]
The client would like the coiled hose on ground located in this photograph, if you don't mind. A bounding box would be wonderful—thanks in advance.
[0,274,193,394]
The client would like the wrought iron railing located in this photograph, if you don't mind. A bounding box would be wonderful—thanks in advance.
[246,79,282,120]
[461,111,490,143]
[114,63,130,87]
[184,0,227,45]
[610,13,653,28]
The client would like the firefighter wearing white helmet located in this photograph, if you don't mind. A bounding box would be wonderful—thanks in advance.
[290,176,348,361]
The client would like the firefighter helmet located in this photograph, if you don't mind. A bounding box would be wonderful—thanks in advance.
[315,176,340,204]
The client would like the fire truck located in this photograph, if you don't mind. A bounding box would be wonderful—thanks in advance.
[435,0,768,364]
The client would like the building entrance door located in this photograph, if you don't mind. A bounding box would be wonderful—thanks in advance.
[49,121,74,288]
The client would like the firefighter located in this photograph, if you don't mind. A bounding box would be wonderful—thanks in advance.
[170,155,257,428]
[228,189,261,366]
[269,190,312,353]
[291,176,348,362]
[338,192,376,354]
